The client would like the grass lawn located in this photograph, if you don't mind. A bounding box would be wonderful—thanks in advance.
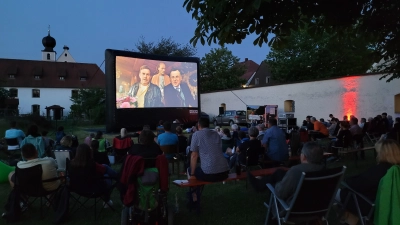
[0,123,378,225]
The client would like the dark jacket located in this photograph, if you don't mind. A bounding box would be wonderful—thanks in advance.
[164,82,196,107]
[128,83,163,107]
[340,162,392,216]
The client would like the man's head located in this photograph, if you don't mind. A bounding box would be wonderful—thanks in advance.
[170,68,182,87]
[368,117,373,122]
[21,143,38,160]
[306,116,312,122]
[343,115,348,121]
[268,118,277,128]
[238,131,246,140]
[350,117,358,125]
[310,117,317,124]
[361,118,366,123]
[156,63,166,76]
[61,135,73,147]
[300,142,323,164]
[139,130,155,145]
[198,117,210,129]
[139,65,151,86]
[231,124,239,131]
[329,114,333,119]
[248,126,259,138]
[163,121,172,132]
[10,121,17,128]
[257,124,265,131]
[90,139,99,151]
[320,118,325,123]
[395,117,400,124]
[176,126,183,135]
[382,112,387,118]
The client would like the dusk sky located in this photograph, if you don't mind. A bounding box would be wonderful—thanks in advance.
[0,0,271,69]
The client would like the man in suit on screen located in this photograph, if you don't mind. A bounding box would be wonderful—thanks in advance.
[164,68,196,107]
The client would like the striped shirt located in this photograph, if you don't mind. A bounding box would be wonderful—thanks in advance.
[190,128,229,174]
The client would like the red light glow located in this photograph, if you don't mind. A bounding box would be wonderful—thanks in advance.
[340,77,359,119]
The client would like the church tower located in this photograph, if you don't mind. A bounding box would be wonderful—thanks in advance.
[42,26,56,61]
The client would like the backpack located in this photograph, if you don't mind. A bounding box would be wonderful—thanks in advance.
[136,168,159,211]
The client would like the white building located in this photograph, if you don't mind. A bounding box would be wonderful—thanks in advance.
[201,74,400,125]
[0,29,105,118]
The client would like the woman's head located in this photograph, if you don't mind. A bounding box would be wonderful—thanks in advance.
[223,128,231,137]
[95,131,103,139]
[71,144,93,167]
[176,126,183,135]
[60,135,73,147]
[27,125,41,137]
[139,130,155,145]
[376,139,400,164]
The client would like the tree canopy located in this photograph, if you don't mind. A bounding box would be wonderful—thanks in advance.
[266,28,374,82]
[70,88,105,124]
[200,47,246,92]
[133,36,197,57]
[183,0,400,81]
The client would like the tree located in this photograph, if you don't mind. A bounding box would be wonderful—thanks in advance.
[133,36,197,57]
[183,0,400,81]
[200,47,246,92]
[70,88,105,124]
[266,29,374,82]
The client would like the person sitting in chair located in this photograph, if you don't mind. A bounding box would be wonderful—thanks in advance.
[5,121,25,145]
[262,118,289,162]
[8,143,60,191]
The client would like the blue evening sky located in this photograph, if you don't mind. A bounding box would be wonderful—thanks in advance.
[0,0,270,69]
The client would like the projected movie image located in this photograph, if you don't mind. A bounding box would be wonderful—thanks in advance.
[115,56,198,109]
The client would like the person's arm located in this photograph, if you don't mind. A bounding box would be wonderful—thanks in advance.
[274,169,298,201]
[190,151,199,179]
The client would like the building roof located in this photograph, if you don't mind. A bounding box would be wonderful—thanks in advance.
[0,58,105,88]
[239,58,259,80]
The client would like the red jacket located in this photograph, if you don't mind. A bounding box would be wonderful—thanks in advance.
[120,154,169,206]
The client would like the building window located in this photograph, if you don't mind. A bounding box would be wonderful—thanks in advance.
[47,53,50,60]
[80,77,87,81]
[9,88,18,98]
[255,78,259,85]
[8,74,15,79]
[32,104,40,115]
[284,100,295,112]
[32,89,40,98]
[65,53,67,57]
[266,77,270,84]
[395,94,400,113]
[34,75,40,80]
[59,76,65,80]
[71,90,79,98]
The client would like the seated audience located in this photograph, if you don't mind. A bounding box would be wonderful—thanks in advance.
[221,128,232,140]
[328,118,338,136]
[349,117,363,136]
[20,125,46,158]
[320,118,330,127]
[69,143,117,207]
[257,124,265,137]
[330,121,352,157]
[156,120,165,136]
[128,130,163,168]
[84,132,95,146]
[41,131,53,157]
[306,116,314,130]
[310,117,329,139]
[55,126,66,146]
[157,121,179,159]
[337,139,400,225]
[386,117,400,141]
[176,126,188,154]
[229,127,262,168]
[189,118,229,182]
[91,140,110,166]
[56,135,76,159]
[359,118,366,129]
[8,143,60,191]
[5,121,25,145]
[387,115,394,129]
[231,124,240,146]
[93,131,111,153]
[262,118,289,162]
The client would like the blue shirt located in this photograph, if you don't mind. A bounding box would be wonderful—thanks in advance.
[5,128,25,144]
[262,126,289,161]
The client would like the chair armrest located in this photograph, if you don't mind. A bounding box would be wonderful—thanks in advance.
[341,182,375,205]
[266,183,290,210]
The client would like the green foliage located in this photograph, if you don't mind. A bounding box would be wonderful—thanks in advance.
[0,88,9,108]
[266,29,374,82]
[70,88,105,124]
[133,36,197,57]
[183,0,400,81]
[200,47,246,92]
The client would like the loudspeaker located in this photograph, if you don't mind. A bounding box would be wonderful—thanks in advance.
[54,109,61,120]
[287,118,297,126]
[219,107,224,115]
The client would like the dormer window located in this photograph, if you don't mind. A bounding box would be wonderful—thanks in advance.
[34,75,41,80]
[79,69,88,81]
[59,76,65,80]
[9,74,15,79]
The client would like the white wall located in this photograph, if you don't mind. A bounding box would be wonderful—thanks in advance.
[201,74,400,125]
[8,87,76,116]
[57,49,76,63]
